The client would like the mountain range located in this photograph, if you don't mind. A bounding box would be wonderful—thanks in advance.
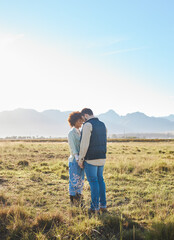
[0,108,174,138]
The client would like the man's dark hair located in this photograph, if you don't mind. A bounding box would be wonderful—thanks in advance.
[68,111,82,127]
[81,108,93,116]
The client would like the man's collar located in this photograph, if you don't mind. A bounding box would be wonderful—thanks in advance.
[85,116,98,123]
[86,115,95,121]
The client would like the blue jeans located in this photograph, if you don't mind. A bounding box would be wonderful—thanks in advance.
[69,158,84,196]
[84,161,106,210]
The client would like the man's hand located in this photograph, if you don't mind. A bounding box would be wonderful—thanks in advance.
[78,160,84,169]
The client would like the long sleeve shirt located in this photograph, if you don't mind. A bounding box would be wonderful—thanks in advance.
[79,119,106,166]
[68,127,81,162]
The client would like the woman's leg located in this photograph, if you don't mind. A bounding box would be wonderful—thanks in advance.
[69,160,76,196]
[97,166,107,209]
[69,158,84,196]
[84,162,99,210]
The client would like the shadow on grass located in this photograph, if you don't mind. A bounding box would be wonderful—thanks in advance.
[145,221,174,240]
[88,210,174,240]
[0,206,174,240]
[88,211,145,240]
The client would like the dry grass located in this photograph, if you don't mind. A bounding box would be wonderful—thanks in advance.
[0,141,174,239]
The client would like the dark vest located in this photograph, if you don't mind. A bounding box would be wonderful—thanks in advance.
[82,118,107,160]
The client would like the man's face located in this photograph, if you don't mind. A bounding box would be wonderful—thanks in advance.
[82,114,88,122]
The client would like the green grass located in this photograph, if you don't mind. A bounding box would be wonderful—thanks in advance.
[0,141,174,239]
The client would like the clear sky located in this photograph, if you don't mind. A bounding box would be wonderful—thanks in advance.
[0,0,174,116]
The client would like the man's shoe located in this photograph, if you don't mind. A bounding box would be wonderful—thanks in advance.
[88,208,100,218]
[100,208,108,214]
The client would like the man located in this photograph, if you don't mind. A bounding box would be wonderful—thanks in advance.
[78,108,107,214]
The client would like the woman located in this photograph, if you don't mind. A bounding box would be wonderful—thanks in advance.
[67,111,84,206]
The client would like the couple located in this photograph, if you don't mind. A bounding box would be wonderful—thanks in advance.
[68,108,107,214]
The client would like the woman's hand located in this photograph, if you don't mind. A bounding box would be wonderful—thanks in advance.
[78,160,84,169]
[75,154,79,162]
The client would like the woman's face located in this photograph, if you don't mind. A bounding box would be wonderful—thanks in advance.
[74,118,83,129]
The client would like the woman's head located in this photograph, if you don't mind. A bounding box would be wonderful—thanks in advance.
[68,111,83,128]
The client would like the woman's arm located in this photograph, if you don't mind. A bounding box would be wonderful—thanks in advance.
[68,131,79,158]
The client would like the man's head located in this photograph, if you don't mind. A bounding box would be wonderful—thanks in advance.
[81,108,94,121]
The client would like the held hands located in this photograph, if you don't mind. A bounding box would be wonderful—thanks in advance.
[75,154,84,168]
[78,160,84,169]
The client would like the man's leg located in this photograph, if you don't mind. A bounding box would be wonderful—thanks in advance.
[97,166,107,209]
[84,162,99,210]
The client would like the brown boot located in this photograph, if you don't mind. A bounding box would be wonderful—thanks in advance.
[70,195,75,206]
[75,193,85,207]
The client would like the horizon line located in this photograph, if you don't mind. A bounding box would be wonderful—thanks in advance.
[0,107,173,118]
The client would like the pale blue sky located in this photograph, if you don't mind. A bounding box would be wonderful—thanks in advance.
[0,0,173,116]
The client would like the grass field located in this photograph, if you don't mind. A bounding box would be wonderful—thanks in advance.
[0,141,174,240]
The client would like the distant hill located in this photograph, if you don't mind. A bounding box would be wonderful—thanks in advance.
[98,110,174,134]
[0,108,71,137]
[163,114,174,122]
[0,108,174,138]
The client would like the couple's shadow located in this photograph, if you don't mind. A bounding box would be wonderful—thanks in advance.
[72,208,173,240]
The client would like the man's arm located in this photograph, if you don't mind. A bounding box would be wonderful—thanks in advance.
[78,122,92,168]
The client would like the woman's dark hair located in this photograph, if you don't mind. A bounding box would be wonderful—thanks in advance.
[68,111,82,127]
[81,108,93,116]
